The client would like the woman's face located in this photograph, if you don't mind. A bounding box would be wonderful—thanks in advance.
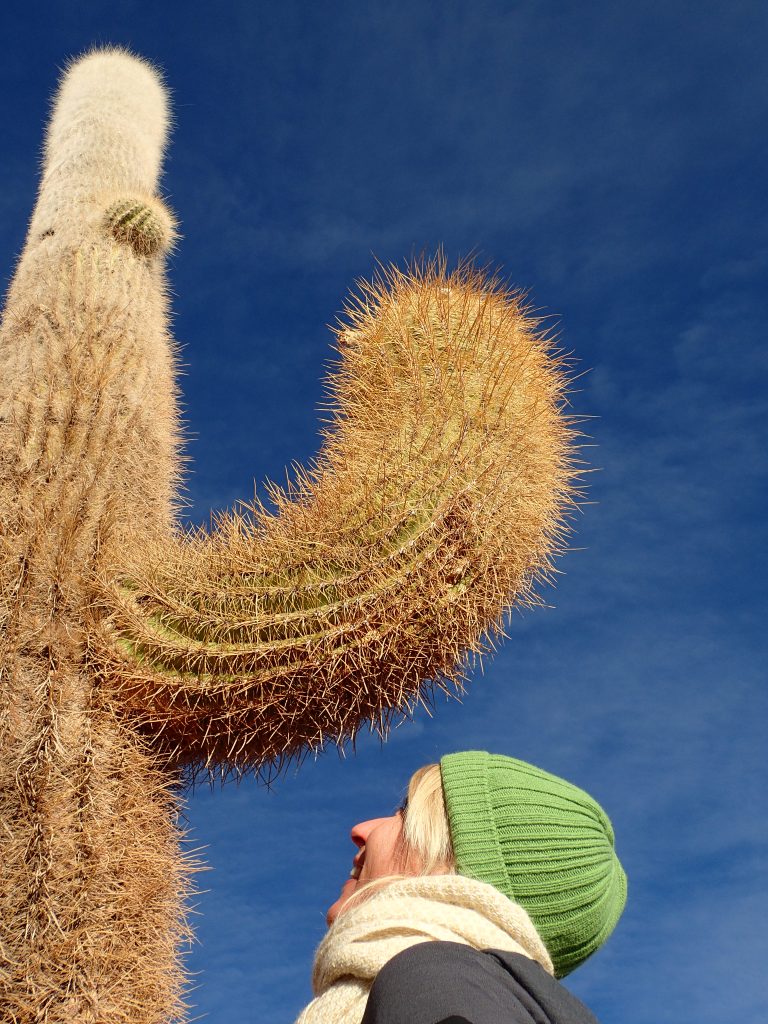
[326,810,410,926]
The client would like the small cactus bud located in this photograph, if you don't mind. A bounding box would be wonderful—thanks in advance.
[105,195,176,256]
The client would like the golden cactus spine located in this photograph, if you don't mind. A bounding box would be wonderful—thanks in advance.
[0,48,579,1024]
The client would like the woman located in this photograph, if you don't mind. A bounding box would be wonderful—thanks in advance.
[297,751,627,1024]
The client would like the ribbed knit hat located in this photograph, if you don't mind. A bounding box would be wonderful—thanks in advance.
[439,751,627,977]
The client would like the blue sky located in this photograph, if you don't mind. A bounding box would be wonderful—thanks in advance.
[2,1,766,1021]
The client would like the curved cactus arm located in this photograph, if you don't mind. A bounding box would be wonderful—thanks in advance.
[92,262,580,780]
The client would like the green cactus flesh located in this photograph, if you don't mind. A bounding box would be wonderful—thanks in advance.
[106,198,175,256]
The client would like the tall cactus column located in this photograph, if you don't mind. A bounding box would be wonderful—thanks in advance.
[0,51,192,1024]
[0,50,579,1024]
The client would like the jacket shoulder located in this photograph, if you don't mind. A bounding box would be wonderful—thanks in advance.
[361,941,599,1024]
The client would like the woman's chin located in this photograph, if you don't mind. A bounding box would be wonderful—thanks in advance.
[326,878,358,926]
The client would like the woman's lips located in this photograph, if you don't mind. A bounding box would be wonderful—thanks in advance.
[327,848,365,927]
[350,849,365,880]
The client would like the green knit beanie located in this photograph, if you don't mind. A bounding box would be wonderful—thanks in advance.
[439,751,627,978]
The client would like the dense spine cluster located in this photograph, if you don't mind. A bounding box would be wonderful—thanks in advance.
[0,49,579,1024]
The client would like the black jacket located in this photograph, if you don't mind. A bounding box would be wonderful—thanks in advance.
[360,942,598,1024]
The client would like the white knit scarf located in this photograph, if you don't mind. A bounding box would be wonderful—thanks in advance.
[295,874,554,1024]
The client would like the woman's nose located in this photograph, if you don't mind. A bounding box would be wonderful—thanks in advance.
[350,817,385,847]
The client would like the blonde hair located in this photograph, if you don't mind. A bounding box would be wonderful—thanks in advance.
[401,763,456,875]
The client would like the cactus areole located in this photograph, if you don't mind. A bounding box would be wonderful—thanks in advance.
[0,48,580,1024]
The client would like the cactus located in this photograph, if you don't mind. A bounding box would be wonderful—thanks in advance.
[0,47,578,1024]
[105,197,177,257]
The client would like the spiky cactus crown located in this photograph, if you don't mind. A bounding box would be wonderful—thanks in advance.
[0,48,580,1024]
